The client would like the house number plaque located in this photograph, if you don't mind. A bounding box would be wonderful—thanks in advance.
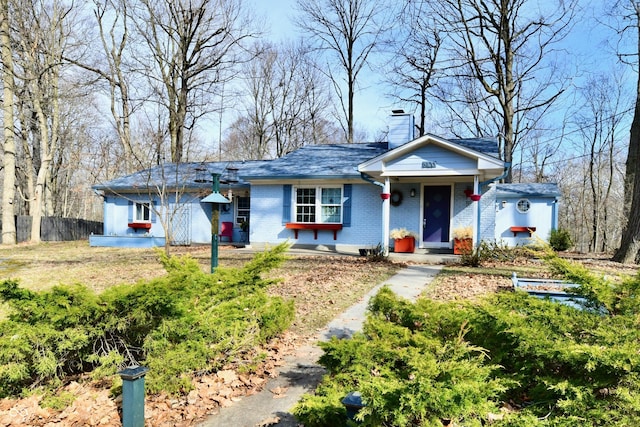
[421,161,437,169]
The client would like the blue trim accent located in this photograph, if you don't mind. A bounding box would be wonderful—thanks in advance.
[343,184,352,227]
[151,200,157,223]
[128,200,133,222]
[90,235,166,248]
[283,185,292,224]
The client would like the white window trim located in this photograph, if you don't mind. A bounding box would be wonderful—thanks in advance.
[293,185,344,224]
[235,195,250,227]
[134,202,151,223]
[516,198,531,214]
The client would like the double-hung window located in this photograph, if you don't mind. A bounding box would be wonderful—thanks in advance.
[294,186,342,223]
[236,196,250,226]
[134,202,151,222]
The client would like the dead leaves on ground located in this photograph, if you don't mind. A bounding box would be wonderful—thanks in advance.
[0,333,298,427]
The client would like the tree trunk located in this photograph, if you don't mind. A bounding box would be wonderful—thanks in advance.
[613,96,640,262]
[0,0,16,245]
[613,4,640,263]
[621,4,640,222]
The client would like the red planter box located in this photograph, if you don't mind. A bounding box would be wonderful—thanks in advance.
[394,237,415,253]
[128,222,151,230]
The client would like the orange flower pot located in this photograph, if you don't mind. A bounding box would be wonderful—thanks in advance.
[453,238,472,255]
[394,236,415,253]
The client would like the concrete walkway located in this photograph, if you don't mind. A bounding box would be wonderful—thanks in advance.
[197,264,443,427]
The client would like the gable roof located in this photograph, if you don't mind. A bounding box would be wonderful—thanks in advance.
[495,183,561,197]
[358,134,504,180]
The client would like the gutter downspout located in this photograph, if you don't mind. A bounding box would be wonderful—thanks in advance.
[476,163,511,247]
[360,172,390,256]
[360,172,384,188]
[480,162,511,188]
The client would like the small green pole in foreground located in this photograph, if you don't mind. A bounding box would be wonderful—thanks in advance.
[211,203,220,273]
[118,365,149,427]
[200,172,231,273]
[211,172,221,273]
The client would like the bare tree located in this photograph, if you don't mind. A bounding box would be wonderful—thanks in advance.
[11,0,74,242]
[518,128,561,183]
[88,0,137,173]
[575,74,629,252]
[234,43,274,159]
[225,41,338,159]
[295,0,390,144]
[0,0,17,244]
[611,1,640,263]
[436,74,501,140]
[131,0,255,164]
[384,1,442,136]
[435,0,575,181]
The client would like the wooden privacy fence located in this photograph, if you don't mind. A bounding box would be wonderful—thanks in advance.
[0,216,103,243]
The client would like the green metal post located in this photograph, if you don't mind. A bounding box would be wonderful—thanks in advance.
[118,366,149,427]
[211,173,220,273]
[211,205,219,273]
[201,172,229,273]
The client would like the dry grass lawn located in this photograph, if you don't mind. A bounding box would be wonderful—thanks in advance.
[0,241,401,337]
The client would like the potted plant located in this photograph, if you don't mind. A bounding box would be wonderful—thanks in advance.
[452,226,473,254]
[390,228,417,253]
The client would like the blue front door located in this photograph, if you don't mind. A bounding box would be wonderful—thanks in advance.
[423,185,451,243]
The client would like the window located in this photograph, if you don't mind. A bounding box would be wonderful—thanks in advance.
[134,202,151,222]
[294,186,342,223]
[516,199,531,213]
[236,196,250,226]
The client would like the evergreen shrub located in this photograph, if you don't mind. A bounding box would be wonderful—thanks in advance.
[549,228,573,252]
[0,243,294,397]
[295,251,640,426]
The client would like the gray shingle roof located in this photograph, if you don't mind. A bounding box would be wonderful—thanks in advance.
[94,137,501,191]
[93,160,270,193]
[451,138,500,157]
[495,183,561,197]
[242,143,388,180]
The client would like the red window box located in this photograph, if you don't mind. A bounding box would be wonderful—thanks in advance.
[285,223,343,240]
[510,226,536,236]
[128,222,151,230]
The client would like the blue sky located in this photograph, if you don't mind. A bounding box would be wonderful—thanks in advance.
[249,0,393,135]
[245,1,630,143]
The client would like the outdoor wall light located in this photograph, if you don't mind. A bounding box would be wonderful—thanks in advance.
[410,188,416,197]
[501,200,507,208]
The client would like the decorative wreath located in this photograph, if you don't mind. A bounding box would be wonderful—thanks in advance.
[390,190,403,207]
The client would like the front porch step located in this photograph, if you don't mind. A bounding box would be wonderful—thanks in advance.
[413,248,454,255]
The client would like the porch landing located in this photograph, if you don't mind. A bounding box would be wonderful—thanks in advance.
[243,243,459,265]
